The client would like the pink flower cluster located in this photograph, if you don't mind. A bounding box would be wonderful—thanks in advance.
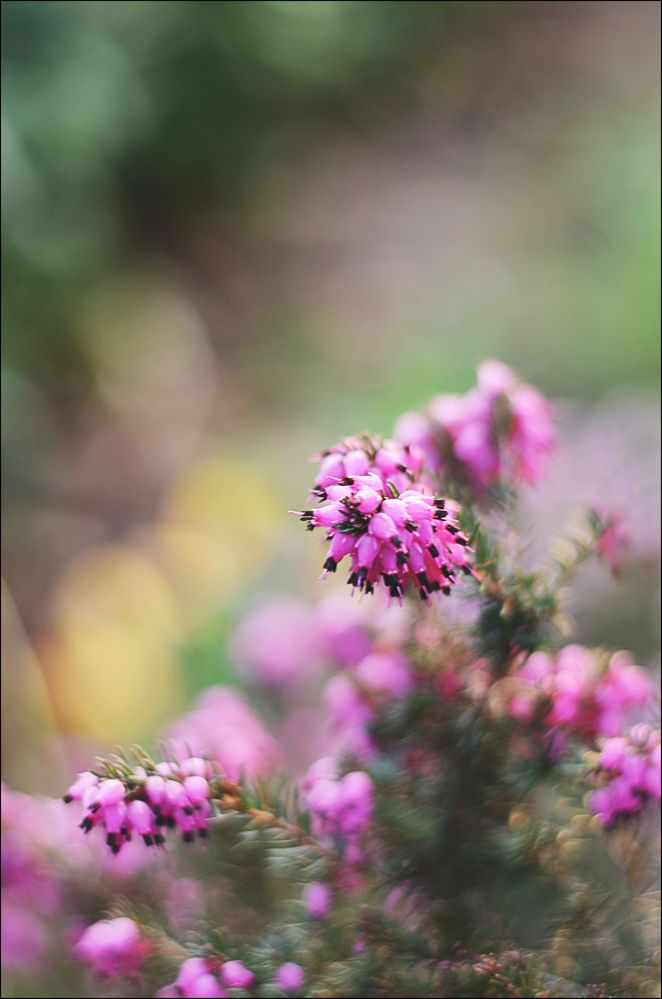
[395,361,555,494]
[302,758,373,859]
[324,650,413,759]
[232,591,410,691]
[509,645,654,744]
[1,785,61,974]
[231,598,325,688]
[589,724,661,827]
[166,686,282,781]
[64,758,216,854]
[74,917,149,978]
[294,435,473,601]
[158,957,299,997]
[157,957,228,998]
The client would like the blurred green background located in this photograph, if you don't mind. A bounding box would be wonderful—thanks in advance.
[1,1,660,791]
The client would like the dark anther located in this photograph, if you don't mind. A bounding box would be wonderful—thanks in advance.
[323,557,337,573]
[428,544,439,558]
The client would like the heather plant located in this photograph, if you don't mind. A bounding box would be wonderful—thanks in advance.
[2,363,660,999]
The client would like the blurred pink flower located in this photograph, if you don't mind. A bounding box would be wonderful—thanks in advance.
[303,881,331,919]
[167,686,282,781]
[231,597,324,687]
[589,725,661,826]
[74,917,149,978]
[276,961,305,993]
[511,645,654,744]
[396,361,555,494]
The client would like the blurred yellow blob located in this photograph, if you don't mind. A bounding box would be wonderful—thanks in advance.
[46,547,184,743]
[156,455,281,622]
[2,581,67,794]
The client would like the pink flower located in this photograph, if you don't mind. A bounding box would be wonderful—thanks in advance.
[354,651,412,699]
[395,362,555,495]
[66,757,218,853]
[589,725,661,827]
[74,917,148,978]
[302,760,373,857]
[303,881,331,919]
[231,598,324,687]
[276,962,305,993]
[323,674,375,760]
[221,959,255,989]
[509,645,653,745]
[294,435,474,600]
[159,957,229,998]
[166,686,282,782]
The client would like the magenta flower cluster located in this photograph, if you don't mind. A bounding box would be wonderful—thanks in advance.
[302,758,374,861]
[509,645,654,744]
[156,956,301,997]
[395,360,555,494]
[294,434,474,601]
[64,758,216,854]
[157,957,228,998]
[589,725,661,826]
